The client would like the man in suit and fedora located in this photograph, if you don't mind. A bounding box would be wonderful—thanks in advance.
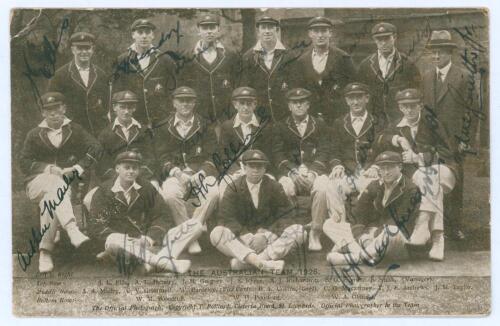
[357,22,421,124]
[156,86,220,255]
[19,92,102,272]
[289,16,356,124]
[111,19,177,130]
[422,30,477,240]
[48,32,109,136]
[240,16,299,122]
[210,149,306,274]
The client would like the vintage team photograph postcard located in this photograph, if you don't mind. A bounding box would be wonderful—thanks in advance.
[10,7,490,316]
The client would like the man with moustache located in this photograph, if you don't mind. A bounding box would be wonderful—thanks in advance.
[217,86,274,197]
[357,22,421,124]
[112,19,177,129]
[96,91,157,183]
[48,32,109,136]
[309,82,384,251]
[86,151,200,275]
[422,30,476,240]
[156,87,219,255]
[176,13,240,129]
[289,17,356,124]
[210,150,306,274]
[240,16,299,122]
[19,92,102,272]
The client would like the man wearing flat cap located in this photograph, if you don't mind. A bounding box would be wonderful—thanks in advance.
[210,150,306,274]
[288,16,356,124]
[176,13,240,129]
[325,151,421,266]
[111,19,177,130]
[85,151,202,275]
[19,92,102,272]
[376,88,458,261]
[309,82,386,251]
[155,86,220,255]
[240,16,299,122]
[357,22,421,124]
[96,90,158,183]
[48,31,109,136]
[422,30,478,240]
[217,86,274,197]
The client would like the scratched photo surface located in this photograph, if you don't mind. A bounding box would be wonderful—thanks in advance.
[11,8,489,316]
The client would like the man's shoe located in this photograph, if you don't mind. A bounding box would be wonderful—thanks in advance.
[409,213,431,245]
[230,258,252,271]
[188,241,202,255]
[429,231,445,261]
[154,256,191,274]
[308,230,322,251]
[259,260,285,274]
[66,227,89,248]
[327,251,358,265]
[39,250,54,273]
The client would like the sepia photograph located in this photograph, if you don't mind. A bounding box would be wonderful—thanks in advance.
[9,6,490,317]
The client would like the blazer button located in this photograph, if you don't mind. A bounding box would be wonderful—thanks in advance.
[144,89,148,93]
[268,87,272,91]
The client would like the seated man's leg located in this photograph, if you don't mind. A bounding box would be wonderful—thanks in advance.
[278,176,297,198]
[260,224,307,261]
[160,220,205,259]
[192,176,219,224]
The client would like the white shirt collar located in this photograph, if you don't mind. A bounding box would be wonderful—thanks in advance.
[246,178,263,189]
[39,117,72,130]
[294,115,309,125]
[194,40,225,54]
[397,113,421,128]
[174,115,195,127]
[436,61,452,77]
[113,117,141,130]
[233,114,260,128]
[383,173,403,189]
[378,48,396,61]
[129,43,154,55]
[253,39,286,52]
[312,47,329,57]
[111,177,142,194]
[350,110,368,122]
[74,61,90,71]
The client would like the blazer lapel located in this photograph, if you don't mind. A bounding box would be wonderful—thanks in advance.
[86,64,98,93]
[302,116,316,140]
[167,116,184,141]
[183,116,202,141]
[286,117,302,138]
[384,51,402,81]
[384,177,405,208]
[357,114,374,138]
[369,53,385,83]
[113,126,128,143]
[60,124,73,147]
[232,119,245,143]
[436,65,455,104]
[113,191,128,207]
[128,126,140,144]
[127,188,141,211]
[343,114,357,138]
[38,128,55,150]
[69,61,87,90]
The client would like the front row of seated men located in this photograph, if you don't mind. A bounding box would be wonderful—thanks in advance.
[20,81,458,273]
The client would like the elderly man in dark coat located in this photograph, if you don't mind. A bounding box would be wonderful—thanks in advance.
[111,19,177,129]
[288,17,356,124]
[210,150,306,274]
[48,32,109,136]
[422,30,478,240]
[19,92,102,273]
[357,22,421,124]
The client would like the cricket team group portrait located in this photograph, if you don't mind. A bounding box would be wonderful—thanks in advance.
[10,8,489,285]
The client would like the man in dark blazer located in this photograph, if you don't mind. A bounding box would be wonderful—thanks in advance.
[111,19,177,129]
[376,89,459,261]
[19,92,102,272]
[357,22,421,124]
[288,17,356,124]
[210,150,306,274]
[422,30,476,240]
[156,87,219,255]
[325,152,421,266]
[86,151,199,274]
[175,13,240,127]
[218,86,274,192]
[48,32,109,136]
[96,91,157,183]
[239,16,300,122]
[310,83,385,251]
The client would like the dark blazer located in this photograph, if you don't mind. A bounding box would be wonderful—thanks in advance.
[48,60,109,136]
[217,175,294,235]
[357,50,422,124]
[351,175,421,240]
[96,122,157,181]
[331,112,386,173]
[422,63,477,153]
[19,121,102,182]
[239,46,300,122]
[111,48,177,128]
[376,109,458,177]
[272,115,332,177]
[88,177,167,242]
[176,47,240,123]
[156,114,218,179]
[218,115,274,176]
[289,46,356,124]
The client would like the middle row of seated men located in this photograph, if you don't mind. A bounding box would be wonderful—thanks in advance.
[21,80,458,274]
